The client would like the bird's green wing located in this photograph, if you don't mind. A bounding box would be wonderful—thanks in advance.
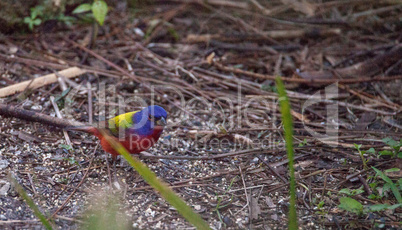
[107,111,138,135]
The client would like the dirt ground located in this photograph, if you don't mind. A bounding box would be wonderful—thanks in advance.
[0,1,401,229]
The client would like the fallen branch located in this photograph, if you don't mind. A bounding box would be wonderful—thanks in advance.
[187,28,341,43]
[0,67,86,98]
[0,103,82,128]
[212,61,402,85]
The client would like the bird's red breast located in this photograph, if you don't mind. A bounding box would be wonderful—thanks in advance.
[98,127,164,157]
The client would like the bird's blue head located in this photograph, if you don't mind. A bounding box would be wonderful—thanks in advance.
[132,105,167,136]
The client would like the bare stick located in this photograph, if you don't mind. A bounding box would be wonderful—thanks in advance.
[0,103,81,128]
[0,67,86,98]
[187,28,341,42]
[50,96,72,146]
[213,61,402,85]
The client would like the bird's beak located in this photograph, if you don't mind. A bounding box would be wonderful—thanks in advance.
[156,117,166,126]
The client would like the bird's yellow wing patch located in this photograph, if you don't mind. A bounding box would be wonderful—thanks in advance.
[107,111,138,135]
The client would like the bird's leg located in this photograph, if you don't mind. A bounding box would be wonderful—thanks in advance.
[105,154,112,188]
[111,155,122,190]
[112,155,118,181]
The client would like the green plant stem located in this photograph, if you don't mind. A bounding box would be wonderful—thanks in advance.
[276,77,298,230]
[9,174,53,230]
[359,151,368,170]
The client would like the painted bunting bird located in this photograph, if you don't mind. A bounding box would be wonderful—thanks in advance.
[67,105,167,158]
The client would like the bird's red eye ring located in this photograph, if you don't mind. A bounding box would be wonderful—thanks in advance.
[148,115,153,120]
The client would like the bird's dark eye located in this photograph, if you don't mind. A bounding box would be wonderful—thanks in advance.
[148,115,153,120]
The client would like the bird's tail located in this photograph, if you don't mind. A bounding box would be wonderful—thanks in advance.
[65,126,101,138]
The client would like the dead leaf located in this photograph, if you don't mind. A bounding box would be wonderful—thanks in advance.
[294,160,314,169]
[0,179,11,196]
[280,0,316,16]
[250,196,261,220]
[206,52,215,65]
[233,134,254,147]
[265,196,276,209]
[355,112,376,130]
[17,131,44,142]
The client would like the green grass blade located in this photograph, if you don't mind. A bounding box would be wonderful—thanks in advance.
[275,77,298,230]
[372,167,402,203]
[9,174,53,230]
[100,130,210,230]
